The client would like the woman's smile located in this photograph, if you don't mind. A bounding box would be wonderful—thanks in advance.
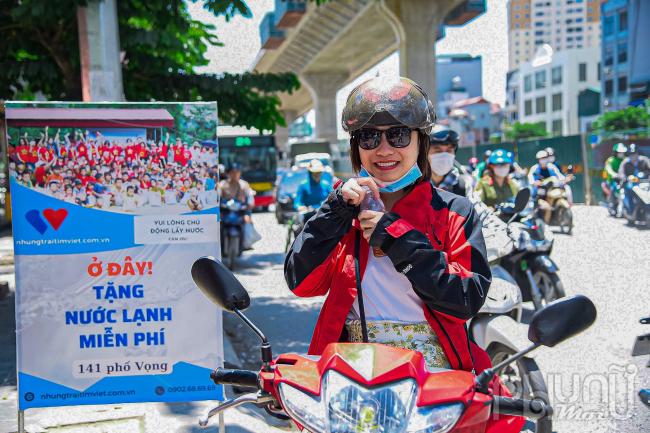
[373,160,400,171]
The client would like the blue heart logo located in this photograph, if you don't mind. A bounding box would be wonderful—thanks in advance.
[25,210,48,234]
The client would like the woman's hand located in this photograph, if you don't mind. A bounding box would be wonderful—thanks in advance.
[341,177,381,206]
[359,210,384,242]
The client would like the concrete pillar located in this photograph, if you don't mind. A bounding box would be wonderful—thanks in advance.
[301,72,348,146]
[77,0,124,101]
[383,0,465,104]
[275,110,297,167]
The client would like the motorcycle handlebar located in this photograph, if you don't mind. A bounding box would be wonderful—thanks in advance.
[492,396,552,420]
[210,368,259,389]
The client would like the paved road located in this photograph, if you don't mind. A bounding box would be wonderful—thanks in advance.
[227,206,650,433]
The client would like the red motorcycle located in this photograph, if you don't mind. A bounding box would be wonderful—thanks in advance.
[191,257,596,433]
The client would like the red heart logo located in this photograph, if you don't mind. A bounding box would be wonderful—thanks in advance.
[43,209,68,230]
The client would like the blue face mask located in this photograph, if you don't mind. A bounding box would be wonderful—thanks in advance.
[359,163,422,193]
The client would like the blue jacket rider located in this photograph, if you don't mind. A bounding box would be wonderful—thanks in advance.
[294,159,333,211]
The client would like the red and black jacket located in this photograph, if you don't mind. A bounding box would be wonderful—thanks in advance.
[284,180,491,373]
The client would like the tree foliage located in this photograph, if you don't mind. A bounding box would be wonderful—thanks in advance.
[0,0,300,131]
[504,121,549,141]
[592,103,649,133]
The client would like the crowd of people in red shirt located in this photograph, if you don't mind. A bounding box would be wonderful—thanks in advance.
[8,127,220,213]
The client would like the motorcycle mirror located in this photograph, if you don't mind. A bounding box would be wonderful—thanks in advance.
[513,188,531,213]
[528,295,596,347]
[191,256,250,312]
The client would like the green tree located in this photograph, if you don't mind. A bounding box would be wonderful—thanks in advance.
[504,121,549,141]
[592,103,649,134]
[0,0,300,132]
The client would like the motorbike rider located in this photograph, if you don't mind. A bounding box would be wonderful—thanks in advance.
[602,142,627,200]
[284,77,523,431]
[428,125,473,196]
[528,149,571,222]
[619,143,650,177]
[475,149,520,209]
[544,146,574,204]
[294,159,333,212]
[218,163,253,222]
[619,143,650,217]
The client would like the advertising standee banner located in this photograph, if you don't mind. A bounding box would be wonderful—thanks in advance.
[5,101,223,409]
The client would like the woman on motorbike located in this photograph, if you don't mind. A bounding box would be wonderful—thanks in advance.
[285,76,494,373]
[475,149,520,209]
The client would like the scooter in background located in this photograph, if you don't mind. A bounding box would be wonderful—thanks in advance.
[623,172,650,227]
[220,198,247,270]
[536,175,573,235]
[470,265,552,433]
[484,189,565,312]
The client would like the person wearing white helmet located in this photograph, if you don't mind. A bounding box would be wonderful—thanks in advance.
[618,144,650,220]
[602,143,627,201]
[294,159,332,211]
[529,149,574,221]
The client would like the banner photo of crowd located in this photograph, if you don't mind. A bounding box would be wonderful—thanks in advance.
[6,103,219,215]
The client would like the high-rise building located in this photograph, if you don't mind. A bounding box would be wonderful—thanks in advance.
[514,45,600,136]
[508,0,603,71]
[601,0,650,112]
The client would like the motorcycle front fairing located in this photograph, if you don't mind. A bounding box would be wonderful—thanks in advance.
[259,343,524,433]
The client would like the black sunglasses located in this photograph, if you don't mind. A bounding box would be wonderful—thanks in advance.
[353,126,414,150]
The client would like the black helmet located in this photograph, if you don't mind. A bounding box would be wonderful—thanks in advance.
[341,76,436,134]
[429,125,459,151]
[627,143,638,155]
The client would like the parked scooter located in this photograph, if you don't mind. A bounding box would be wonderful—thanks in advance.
[484,189,565,312]
[633,316,650,408]
[536,174,573,235]
[472,188,551,432]
[470,265,552,433]
[191,257,596,432]
[623,172,650,227]
[220,198,247,270]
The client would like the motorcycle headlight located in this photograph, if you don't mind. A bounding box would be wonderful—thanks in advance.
[406,404,465,433]
[279,383,326,433]
[326,370,416,433]
[279,370,464,433]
